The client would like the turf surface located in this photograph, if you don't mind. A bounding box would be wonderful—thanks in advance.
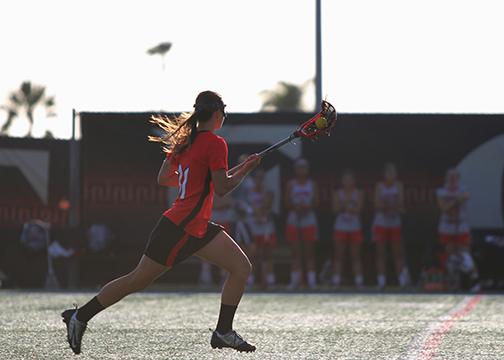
[0,291,502,359]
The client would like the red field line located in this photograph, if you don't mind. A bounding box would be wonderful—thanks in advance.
[419,295,483,360]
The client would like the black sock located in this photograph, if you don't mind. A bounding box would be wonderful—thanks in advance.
[216,303,238,334]
[76,296,105,322]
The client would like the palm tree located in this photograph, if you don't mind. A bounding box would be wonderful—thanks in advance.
[147,42,172,70]
[0,107,17,135]
[1,81,56,137]
[261,80,311,112]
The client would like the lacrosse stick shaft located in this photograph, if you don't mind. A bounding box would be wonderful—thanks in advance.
[228,133,298,175]
[258,133,298,158]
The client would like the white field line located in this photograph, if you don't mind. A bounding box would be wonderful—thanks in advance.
[401,295,483,360]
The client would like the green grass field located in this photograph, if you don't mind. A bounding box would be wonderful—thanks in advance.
[0,291,503,359]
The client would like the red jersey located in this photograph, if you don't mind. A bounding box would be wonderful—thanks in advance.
[163,131,228,238]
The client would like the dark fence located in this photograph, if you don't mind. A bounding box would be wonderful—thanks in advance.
[1,112,503,287]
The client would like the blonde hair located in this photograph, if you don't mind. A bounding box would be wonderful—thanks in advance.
[148,112,198,155]
[148,90,225,155]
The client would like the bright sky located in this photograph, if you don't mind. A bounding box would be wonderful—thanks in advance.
[1,0,503,138]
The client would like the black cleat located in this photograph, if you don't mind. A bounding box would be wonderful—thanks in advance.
[211,330,256,352]
[62,308,87,355]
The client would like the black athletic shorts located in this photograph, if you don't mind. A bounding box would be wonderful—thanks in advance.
[144,216,224,267]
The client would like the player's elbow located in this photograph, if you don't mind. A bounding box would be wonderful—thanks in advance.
[212,172,235,196]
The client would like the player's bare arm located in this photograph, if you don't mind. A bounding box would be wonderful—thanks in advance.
[212,155,260,196]
[227,154,258,176]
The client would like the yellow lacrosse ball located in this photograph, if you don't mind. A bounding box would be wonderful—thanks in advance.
[315,116,327,129]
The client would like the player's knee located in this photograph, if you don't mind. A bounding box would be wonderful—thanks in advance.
[233,258,252,280]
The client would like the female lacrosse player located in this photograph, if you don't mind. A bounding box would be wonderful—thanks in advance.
[437,169,470,253]
[62,91,260,354]
[372,163,409,288]
[285,158,319,289]
[332,170,364,287]
[437,168,479,288]
[247,168,276,288]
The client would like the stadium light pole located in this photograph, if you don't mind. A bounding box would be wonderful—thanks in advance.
[69,109,80,229]
[315,0,322,109]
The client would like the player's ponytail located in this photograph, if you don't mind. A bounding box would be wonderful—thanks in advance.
[149,91,225,155]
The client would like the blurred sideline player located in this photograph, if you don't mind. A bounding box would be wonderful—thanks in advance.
[372,163,410,288]
[285,158,319,289]
[247,168,276,288]
[332,170,364,287]
[233,154,256,287]
[436,168,479,290]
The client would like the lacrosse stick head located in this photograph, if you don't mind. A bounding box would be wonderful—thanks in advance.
[294,100,337,139]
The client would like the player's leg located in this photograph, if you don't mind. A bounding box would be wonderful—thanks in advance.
[196,230,251,305]
[235,220,256,287]
[350,232,363,287]
[246,242,257,286]
[218,222,233,286]
[302,226,318,289]
[390,238,408,287]
[262,243,276,288]
[96,255,167,308]
[332,233,345,286]
[442,235,460,289]
[389,227,405,287]
[303,240,316,289]
[62,255,166,354]
[255,241,267,287]
[374,226,387,288]
[455,234,480,291]
[242,243,256,287]
[194,231,256,352]
[73,255,166,321]
[287,224,302,289]
[456,242,475,271]
[259,224,276,288]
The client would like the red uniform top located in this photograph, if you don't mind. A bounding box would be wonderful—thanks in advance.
[163,131,228,238]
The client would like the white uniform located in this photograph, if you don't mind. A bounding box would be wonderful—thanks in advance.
[232,177,254,245]
[247,189,275,238]
[233,177,254,216]
[286,180,317,228]
[373,182,402,228]
[436,186,469,234]
[334,189,361,232]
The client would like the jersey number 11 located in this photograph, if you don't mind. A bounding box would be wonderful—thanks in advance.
[178,165,189,199]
